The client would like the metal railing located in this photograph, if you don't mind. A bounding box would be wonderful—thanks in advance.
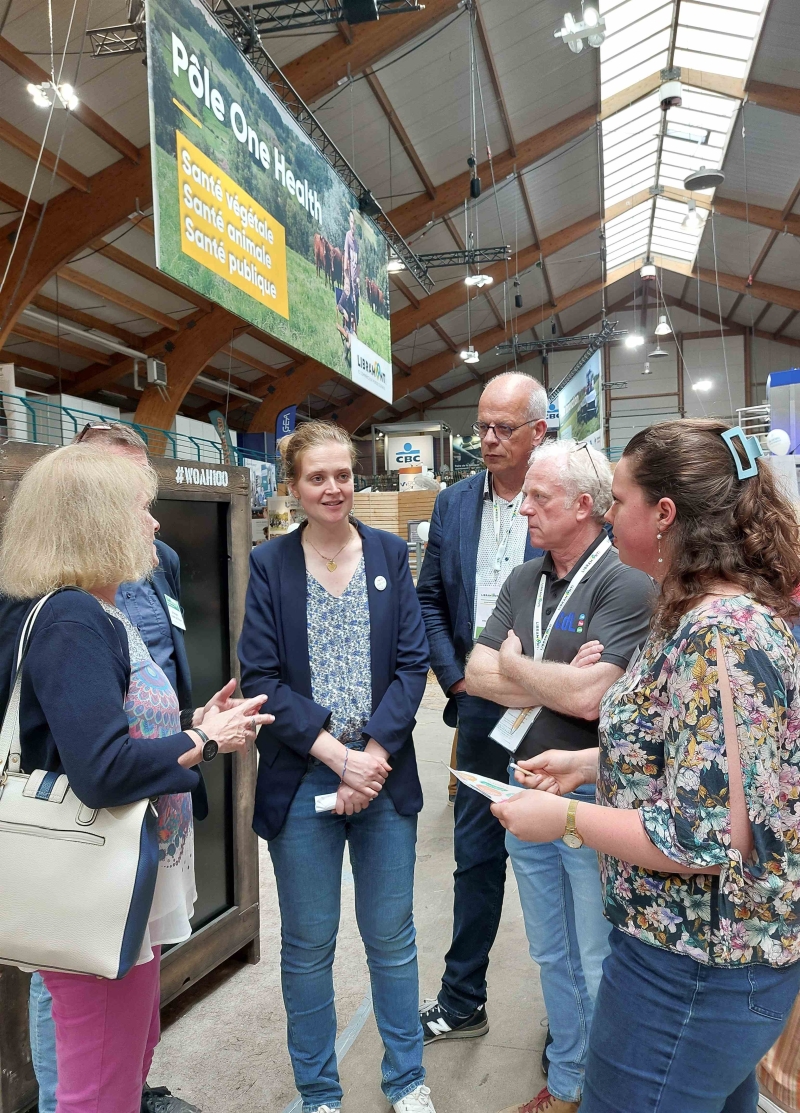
[737,404,771,451]
[0,392,277,467]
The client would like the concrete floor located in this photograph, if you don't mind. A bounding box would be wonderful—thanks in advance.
[150,683,548,1113]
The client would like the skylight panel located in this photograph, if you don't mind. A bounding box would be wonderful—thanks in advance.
[602,51,670,100]
[601,4,673,62]
[675,25,753,61]
[680,2,759,37]
[672,49,747,78]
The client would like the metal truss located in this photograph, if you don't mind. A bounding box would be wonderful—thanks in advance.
[89,0,433,292]
[414,246,511,268]
[88,0,421,53]
[496,319,628,401]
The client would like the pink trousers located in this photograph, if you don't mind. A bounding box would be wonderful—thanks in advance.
[42,947,162,1113]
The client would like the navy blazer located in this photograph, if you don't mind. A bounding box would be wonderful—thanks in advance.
[10,591,200,809]
[416,471,541,705]
[238,522,430,842]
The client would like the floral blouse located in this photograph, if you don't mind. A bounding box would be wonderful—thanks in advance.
[307,557,372,746]
[598,595,800,967]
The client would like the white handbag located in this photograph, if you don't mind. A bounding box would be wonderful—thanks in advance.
[0,592,160,979]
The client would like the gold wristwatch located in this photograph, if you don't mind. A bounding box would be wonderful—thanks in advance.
[562,799,583,849]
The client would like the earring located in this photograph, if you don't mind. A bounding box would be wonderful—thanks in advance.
[657,532,663,564]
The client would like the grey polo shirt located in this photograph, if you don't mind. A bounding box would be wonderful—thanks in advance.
[476,531,654,760]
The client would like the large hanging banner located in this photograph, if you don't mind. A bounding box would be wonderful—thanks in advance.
[145,0,393,402]
[557,349,603,450]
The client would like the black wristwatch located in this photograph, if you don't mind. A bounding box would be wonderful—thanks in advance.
[193,727,219,762]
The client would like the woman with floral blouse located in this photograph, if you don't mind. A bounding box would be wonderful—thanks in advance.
[492,419,800,1113]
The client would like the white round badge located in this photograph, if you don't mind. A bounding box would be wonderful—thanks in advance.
[374,576,387,591]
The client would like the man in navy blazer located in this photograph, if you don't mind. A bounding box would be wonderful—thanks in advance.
[417,372,548,1044]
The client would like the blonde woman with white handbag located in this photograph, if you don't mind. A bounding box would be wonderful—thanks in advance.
[0,444,272,1113]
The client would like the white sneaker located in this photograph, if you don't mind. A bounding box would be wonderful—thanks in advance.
[309,1107,339,1113]
[393,1084,436,1113]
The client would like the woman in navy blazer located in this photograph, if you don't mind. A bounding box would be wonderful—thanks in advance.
[238,421,434,1113]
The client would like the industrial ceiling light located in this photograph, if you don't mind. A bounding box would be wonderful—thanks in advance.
[684,166,725,191]
[387,255,405,273]
[640,261,657,281]
[460,346,480,364]
[554,8,606,53]
[27,80,78,110]
[648,344,668,358]
[682,199,703,230]
[642,361,652,376]
[625,333,645,349]
[464,273,493,288]
[654,314,671,336]
[693,379,713,392]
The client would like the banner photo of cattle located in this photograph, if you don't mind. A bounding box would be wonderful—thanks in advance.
[146,0,392,384]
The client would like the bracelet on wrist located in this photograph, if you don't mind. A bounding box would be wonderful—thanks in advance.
[341,748,349,783]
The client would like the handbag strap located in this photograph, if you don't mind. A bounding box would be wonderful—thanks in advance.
[0,592,58,776]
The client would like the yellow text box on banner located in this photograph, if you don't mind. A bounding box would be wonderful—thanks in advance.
[176,130,289,319]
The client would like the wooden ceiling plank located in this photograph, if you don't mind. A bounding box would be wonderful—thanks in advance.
[0,36,139,163]
[0,116,89,192]
[694,267,800,314]
[58,265,181,332]
[219,343,281,379]
[363,66,436,201]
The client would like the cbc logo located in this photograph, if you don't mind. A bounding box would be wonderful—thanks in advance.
[395,441,422,465]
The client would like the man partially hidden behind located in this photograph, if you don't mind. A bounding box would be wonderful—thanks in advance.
[416,372,547,1041]
[466,441,653,1113]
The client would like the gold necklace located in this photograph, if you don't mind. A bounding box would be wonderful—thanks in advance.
[305,527,352,572]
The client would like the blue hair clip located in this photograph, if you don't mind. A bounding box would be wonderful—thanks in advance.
[721,426,764,480]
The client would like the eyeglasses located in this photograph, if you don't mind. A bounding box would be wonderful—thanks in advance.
[472,418,538,442]
[574,439,601,482]
[75,422,115,442]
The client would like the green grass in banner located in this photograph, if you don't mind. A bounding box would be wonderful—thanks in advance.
[154,146,391,376]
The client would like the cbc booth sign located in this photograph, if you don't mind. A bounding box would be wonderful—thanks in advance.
[386,435,435,490]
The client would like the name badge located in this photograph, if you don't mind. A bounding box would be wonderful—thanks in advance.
[164,594,186,630]
[474,589,499,641]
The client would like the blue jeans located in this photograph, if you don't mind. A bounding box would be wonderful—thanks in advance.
[440,694,511,1017]
[581,929,800,1112]
[29,971,57,1113]
[507,784,611,1104]
[267,761,424,1111]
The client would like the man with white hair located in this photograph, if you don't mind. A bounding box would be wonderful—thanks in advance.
[417,372,547,1043]
[466,440,653,1113]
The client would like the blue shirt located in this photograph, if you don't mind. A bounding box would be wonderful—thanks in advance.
[115,578,178,694]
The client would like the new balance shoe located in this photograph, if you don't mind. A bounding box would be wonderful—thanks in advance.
[393,1084,436,1113]
[141,1086,201,1113]
[419,999,488,1043]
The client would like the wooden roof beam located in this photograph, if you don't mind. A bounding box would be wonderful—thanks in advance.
[0,346,75,380]
[0,178,41,218]
[57,265,181,332]
[363,66,436,201]
[87,238,213,312]
[282,0,460,104]
[0,116,89,192]
[0,36,140,163]
[391,213,600,342]
[9,322,113,363]
[388,106,597,239]
[31,294,145,349]
[0,147,152,350]
[747,81,800,118]
[474,0,516,157]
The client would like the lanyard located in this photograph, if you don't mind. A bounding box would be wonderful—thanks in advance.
[532,535,612,659]
[489,474,524,576]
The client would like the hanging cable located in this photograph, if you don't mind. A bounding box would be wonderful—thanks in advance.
[710,210,735,420]
[655,269,708,418]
